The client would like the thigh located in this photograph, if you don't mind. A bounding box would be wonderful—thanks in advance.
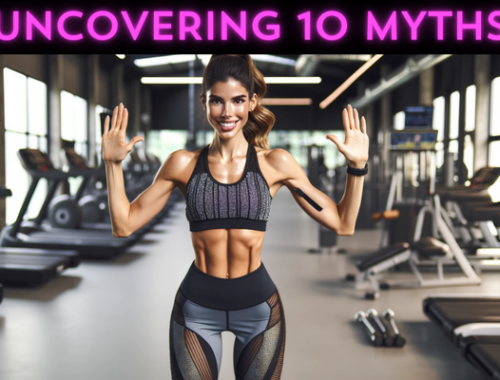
[230,290,286,380]
[169,290,226,380]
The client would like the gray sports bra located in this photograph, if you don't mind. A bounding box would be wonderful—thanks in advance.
[185,144,272,232]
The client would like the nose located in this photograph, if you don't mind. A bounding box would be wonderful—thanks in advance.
[221,102,234,118]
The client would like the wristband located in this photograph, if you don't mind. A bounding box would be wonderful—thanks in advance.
[347,163,368,176]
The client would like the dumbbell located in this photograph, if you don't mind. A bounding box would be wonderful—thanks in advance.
[366,309,395,346]
[354,311,383,347]
[383,309,406,347]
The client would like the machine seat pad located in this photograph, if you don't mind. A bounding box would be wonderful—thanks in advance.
[424,300,500,340]
[460,336,500,357]
[412,236,449,258]
[356,242,410,271]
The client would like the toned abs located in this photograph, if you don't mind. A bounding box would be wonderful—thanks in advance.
[175,146,281,279]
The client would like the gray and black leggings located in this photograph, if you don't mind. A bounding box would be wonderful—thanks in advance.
[169,261,286,380]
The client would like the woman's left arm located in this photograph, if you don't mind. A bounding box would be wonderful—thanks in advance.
[266,105,369,235]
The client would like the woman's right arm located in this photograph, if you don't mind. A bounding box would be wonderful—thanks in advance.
[105,151,187,237]
[103,103,190,237]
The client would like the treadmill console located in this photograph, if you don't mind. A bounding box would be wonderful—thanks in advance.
[470,167,500,188]
[64,148,88,170]
[17,149,55,172]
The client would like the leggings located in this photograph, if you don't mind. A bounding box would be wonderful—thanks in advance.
[169,261,286,380]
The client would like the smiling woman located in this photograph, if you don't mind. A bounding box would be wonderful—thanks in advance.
[102,54,369,380]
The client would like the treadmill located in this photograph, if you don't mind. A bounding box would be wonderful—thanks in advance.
[0,186,80,287]
[424,295,500,379]
[61,146,164,236]
[0,149,136,259]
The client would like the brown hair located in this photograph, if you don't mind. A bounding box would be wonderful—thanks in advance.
[202,54,275,149]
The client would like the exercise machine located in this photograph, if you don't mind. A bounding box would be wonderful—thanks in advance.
[0,149,136,259]
[349,130,482,299]
[0,186,80,287]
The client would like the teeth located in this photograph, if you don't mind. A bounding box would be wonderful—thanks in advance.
[219,121,237,127]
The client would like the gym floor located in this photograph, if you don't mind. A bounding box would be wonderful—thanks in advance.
[0,190,494,380]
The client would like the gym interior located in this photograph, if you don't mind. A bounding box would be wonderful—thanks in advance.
[0,54,499,379]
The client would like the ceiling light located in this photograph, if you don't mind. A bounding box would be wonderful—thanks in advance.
[261,98,312,105]
[115,54,126,59]
[250,55,296,66]
[197,54,212,66]
[134,55,197,67]
[264,77,321,84]
[141,77,203,84]
[319,54,383,109]
[196,54,296,67]
[141,77,321,84]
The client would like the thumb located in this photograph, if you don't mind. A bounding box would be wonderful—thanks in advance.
[326,135,345,153]
[126,136,144,151]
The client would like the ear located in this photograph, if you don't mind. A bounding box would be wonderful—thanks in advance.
[249,93,257,111]
[200,93,206,110]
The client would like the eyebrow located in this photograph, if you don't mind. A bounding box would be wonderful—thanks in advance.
[208,94,247,100]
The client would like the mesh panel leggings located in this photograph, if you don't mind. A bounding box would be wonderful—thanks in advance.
[169,261,286,380]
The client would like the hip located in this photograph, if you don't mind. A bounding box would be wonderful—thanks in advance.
[179,260,277,311]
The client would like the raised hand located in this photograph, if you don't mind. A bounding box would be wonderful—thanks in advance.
[326,104,369,168]
[102,103,144,163]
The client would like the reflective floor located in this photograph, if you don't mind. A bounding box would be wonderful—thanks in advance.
[0,189,493,380]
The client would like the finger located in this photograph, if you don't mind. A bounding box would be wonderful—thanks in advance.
[353,108,360,130]
[121,108,129,132]
[347,104,355,130]
[126,136,144,151]
[115,104,124,131]
[361,116,367,134]
[342,108,350,132]
[110,106,118,131]
[103,116,110,135]
[326,134,345,153]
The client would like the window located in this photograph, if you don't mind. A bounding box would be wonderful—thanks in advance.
[489,77,500,166]
[490,77,500,136]
[4,68,48,224]
[432,96,445,168]
[393,111,405,130]
[464,85,476,178]
[94,104,112,167]
[60,90,88,194]
[147,130,189,164]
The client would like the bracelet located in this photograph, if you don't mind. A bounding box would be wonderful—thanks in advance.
[347,163,368,176]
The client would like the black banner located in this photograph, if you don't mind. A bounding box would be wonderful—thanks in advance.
[0,0,496,52]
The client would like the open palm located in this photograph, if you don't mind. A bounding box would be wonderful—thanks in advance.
[102,103,143,163]
[326,105,369,167]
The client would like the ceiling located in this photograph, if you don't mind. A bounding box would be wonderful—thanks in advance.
[103,54,413,108]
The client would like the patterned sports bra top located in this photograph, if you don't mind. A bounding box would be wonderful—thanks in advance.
[185,143,273,232]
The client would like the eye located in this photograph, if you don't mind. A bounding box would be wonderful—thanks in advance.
[209,99,221,104]
[235,98,245,104]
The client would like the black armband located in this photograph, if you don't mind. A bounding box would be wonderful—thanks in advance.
[294,188,323,211]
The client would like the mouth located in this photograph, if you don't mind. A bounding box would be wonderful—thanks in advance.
[217,120,239,132]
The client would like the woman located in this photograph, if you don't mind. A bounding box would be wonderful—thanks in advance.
[103,54,369,380]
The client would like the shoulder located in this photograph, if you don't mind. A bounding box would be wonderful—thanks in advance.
[255,147,302,175]
[158,148,204,181]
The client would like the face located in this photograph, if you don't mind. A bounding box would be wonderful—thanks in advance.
[201,79,257,140]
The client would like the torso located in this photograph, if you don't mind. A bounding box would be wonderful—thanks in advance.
[175,145,283,279]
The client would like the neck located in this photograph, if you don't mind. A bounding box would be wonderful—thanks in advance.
[210,133,249,161]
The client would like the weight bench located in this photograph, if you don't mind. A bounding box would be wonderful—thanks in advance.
[353,236,465,299]
[351,194,482,299]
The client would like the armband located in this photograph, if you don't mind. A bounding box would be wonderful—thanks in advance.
[294,188,323,211]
